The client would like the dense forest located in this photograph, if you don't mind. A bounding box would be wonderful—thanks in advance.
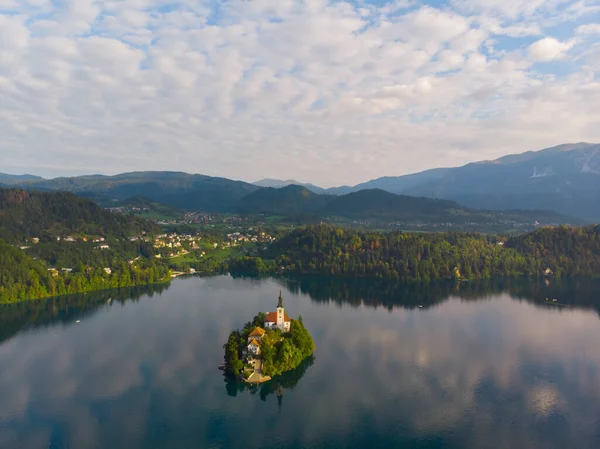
[264,224,600,282]
[0,188,157,242]
[0,240,170,303]
[0,188,170,303]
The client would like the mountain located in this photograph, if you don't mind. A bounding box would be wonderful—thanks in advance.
[254,178,326,194]
[0,173,44,185]
[16,171,260,212]
[9,142,597,220]
[320,189,463,220]
[344,143,600,221]
[230,185,576,226]
[236,185,331,215]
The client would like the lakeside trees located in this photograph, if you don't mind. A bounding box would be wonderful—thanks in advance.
[0,240,170,303]
[269,224,600,282]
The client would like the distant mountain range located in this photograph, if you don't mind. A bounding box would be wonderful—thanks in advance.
[253,178,327,194]
[234,184,577,225]
[254,142,600,220]
[6,171,260,212]
[1,142,598,221]
[343,143,600,221]
[0,173,44,185]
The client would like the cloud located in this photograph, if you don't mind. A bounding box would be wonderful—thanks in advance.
[527,37,576,61]
[0,0,599,185]
[576,23,600,34]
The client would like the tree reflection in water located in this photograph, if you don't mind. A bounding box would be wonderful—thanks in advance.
[224,355,315,412]
[279,275,600,316]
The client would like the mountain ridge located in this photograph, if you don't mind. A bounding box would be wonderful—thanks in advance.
[5,143,599,220]
[253,178,327,194]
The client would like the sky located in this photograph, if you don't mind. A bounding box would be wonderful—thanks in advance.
[0,0,599,187]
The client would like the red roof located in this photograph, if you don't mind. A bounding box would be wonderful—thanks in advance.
[265,311,290,323]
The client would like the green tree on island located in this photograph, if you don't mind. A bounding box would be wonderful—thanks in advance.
[223,312,315,379]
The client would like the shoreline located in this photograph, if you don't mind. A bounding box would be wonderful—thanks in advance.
[0,279,172,305]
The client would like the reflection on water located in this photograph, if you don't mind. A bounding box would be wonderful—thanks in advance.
[225,355,315,413]
[281,275,600,314]
[0,276,599,449]
[0,283,170,345]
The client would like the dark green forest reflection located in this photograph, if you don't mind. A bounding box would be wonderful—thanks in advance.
[0,283,170,344]
[279,276,600,315]
[3,277,600,347]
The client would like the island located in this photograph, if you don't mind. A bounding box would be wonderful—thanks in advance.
[223,292,315,383]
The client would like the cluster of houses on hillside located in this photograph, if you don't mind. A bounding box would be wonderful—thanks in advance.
[156,212,250,226]
[152,233,204,258]
[226,231,275,245]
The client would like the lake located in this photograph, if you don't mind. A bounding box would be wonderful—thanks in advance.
[1,276,600,449]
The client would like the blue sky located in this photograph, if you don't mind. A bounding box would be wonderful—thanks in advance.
[0,0,599,185]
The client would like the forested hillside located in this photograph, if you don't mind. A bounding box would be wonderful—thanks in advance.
[0,188,157,242]
[269,224,600,281]
[0,240,169,303]
[0,188,169,303]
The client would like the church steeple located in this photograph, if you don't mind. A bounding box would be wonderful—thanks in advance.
[277,290,283,308]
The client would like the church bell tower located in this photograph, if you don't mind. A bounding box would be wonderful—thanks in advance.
[276,290,284,328]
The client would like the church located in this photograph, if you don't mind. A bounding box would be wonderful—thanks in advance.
[264,291,291,332]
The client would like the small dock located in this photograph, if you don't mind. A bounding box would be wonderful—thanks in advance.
[244,359,271,384]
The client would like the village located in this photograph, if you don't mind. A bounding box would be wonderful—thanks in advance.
[14,227,277,280]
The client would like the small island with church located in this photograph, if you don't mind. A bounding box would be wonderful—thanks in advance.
[223,291,315,383]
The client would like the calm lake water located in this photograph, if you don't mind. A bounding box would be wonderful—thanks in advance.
[1,276,600,449]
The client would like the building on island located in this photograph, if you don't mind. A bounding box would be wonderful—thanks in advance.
[248,326,266,341]
[247,338,261,355]
[265,291,291,332]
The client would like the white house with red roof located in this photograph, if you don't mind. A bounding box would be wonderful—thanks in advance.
[247,338,261,355]
[265,291,291,332]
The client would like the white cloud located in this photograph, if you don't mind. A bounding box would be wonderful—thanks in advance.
[576,23,600,34]
[0,0,599,185]
[528,37,575,62]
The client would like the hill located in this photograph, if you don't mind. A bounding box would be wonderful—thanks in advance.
[17,171,260,212]
[319,189,463,221]
[342,143,600,220]
[0,173,45,185]
[253,179,326,194]
[232,185,575,226]
[0,188,157,243]
[236,185,331,215]
[0,188,170,303]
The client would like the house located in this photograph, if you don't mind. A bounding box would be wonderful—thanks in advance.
[265,292,291,332]
[64,236,76,242]
[247,338,261,356]
[248,326,266,341]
